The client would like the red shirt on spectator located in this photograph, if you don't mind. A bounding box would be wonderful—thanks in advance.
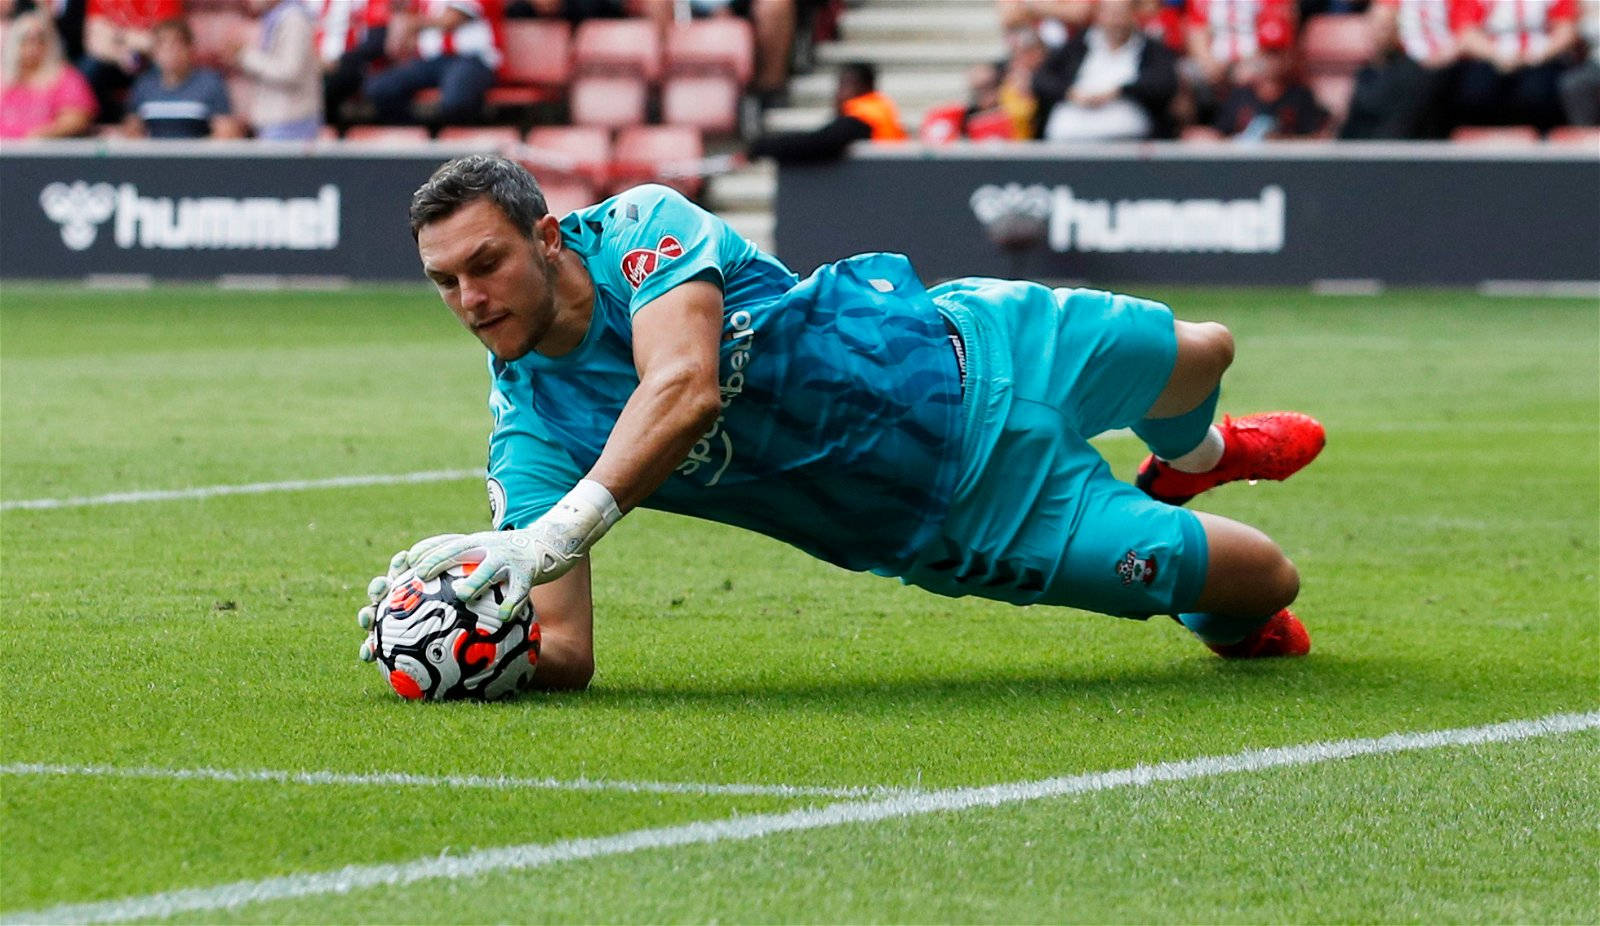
[1186,0,1296,63]
[1375,0,1455,65]
[1454,0,1577,59]
[86,0,180,30]
[312,0,391,65]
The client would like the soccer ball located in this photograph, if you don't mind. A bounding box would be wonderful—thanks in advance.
[368,561,540,701]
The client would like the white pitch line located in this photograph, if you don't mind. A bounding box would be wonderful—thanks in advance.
[0,470,483,512]
[0,762,910,800]
[6,710,1595,926]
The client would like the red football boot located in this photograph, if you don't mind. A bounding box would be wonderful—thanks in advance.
[1205,608,1311,659]
[1136,412,1326,506]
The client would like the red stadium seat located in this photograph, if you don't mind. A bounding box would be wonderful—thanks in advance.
[1308,73,1357,122]
[665,18,754,85]
[612,124,704,197]
[1300,14,1373,74]
[524,125,612,188]
[437,126,523,149]
[1451,125,1540,145]
[539,177,600,217]
[1547,125,1600,147]
[343,125,432,146]
[569,75,648,128]
[574,18,662,83]
[661,74,741,136]
[490,19,572,106]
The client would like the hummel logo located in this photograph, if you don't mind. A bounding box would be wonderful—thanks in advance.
[39,181,116,251]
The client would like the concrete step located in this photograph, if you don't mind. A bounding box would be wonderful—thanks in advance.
[788,69,971,106]
[839,6,1001,41]
[720,209,775,253]
[705,163,776,213]
[814,39,1005,69]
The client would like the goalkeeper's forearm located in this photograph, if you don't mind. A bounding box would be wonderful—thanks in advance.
[585,360,723,512]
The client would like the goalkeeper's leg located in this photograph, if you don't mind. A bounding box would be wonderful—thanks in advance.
[1133,321,1325,506]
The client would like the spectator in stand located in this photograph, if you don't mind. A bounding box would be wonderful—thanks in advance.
[998,0,1094,50]
[1454,0,1578,132]
[0,8,96,138]
[1032,0,1178,140]
[121,16,241,138]
[1214,40,1329,138]
[747,61,904,162]
[997,24,1047,136]
[1341,0,1453,138]
[313,0,391,130]
[8,0,89,63]
[365,0,501,126]
[228,0,320,140]
[1181,0,1296,121]
[1559,0,1599,124]
[78,0,178,122]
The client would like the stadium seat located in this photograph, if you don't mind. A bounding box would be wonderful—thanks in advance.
[1308,73,1357,123]
[343,125,432,146]
[965,110,1015,141]
[1300,14,1373,74]
[539,177,600,217]
[1181,125,1226,143]
[664,17,755,85]
[1547,125,1600,147]
[574,18,662,83]
[524,125,612,188]
[569,75,648,128]
[189,10,254,69]
[661,74,741,136]
[437,126,523,149]
[612,124,704,197]
[489,19,572,107]
[1451,125,1540,145]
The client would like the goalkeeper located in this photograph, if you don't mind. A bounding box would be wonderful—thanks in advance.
[360,155,1326,690]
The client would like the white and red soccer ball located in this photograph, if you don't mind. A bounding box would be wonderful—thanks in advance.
[368,561,539,701]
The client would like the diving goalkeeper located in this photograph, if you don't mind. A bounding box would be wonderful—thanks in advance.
[359,155,1325,690]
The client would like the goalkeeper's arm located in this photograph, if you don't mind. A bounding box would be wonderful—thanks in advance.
[413,280,726,614]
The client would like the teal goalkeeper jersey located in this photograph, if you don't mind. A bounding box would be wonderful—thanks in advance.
[486,184,964,573]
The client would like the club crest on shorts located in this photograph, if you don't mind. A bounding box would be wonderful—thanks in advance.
[621,235,684,289]
[1116,549,1158,586]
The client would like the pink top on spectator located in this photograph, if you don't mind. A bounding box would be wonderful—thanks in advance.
[0,66,97,139]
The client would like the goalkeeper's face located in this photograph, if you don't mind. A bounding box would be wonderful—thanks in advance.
[417,197,559,361]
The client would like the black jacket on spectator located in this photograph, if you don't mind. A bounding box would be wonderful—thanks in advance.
[1215,83,1329,138]
[1030,33,1179,139]
[1340,49,1451,140]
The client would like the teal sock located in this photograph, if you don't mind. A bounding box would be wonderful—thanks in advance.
[1178,611,1271,646]
[1133,387,1220,461]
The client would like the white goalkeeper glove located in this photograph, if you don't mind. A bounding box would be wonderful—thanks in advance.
[407,479,622,621]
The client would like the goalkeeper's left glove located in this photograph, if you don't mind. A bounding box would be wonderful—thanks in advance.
[408,479,622,621]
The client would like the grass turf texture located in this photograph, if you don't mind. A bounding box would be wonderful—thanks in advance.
[1,285,1596,923]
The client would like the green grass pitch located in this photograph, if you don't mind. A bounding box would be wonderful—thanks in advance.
[1,283,1596,923]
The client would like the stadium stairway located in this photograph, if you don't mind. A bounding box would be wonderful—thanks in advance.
[707,0,1004,253]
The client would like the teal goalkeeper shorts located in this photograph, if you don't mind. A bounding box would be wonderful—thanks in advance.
[888,278,1209,618]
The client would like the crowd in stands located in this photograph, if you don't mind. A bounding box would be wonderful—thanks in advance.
[2,0,1595,159]
[950,0,1600,143]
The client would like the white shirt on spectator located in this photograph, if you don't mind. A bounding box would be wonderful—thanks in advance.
[1043,28,1151,142]
[415,0,500,69]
